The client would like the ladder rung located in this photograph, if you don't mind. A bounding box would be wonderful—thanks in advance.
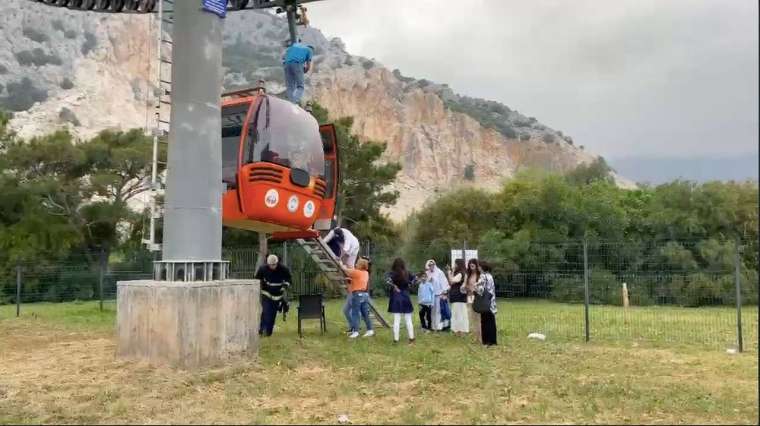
[161,38,173,44]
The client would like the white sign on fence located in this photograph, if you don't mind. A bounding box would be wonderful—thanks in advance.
[451,249,478,268]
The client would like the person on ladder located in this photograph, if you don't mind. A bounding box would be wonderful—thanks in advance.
[282,40,314,107]
[256,254,292,336]
[324,227,360,268]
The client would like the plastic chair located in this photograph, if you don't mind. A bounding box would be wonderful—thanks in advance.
[297,294,326,337]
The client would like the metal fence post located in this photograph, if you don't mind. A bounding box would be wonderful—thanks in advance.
[98,250,106,312]
[735,242,743,353]
[15,264,22,317]
[583,239,590,342]
[283,241,288,267]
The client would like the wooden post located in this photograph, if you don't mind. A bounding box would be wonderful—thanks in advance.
[622,282,630,324]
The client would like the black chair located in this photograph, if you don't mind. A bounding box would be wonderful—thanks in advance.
[297,294,326,337]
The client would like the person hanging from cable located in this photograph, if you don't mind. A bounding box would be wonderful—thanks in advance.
[296,6,310,27]
[255,254,292,337]
[282,39,314,107]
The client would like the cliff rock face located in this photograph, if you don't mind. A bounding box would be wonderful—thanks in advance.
[0,1,630,221]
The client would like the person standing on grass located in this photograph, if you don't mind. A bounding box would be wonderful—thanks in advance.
[475,261,498,346]
[386,258,415,344]
[426,259,450,332]
[341,258,374,339]
[465,258,482,342]
[416,271,434,332]
[324,227,361,333]
[446,259,469,336]
[255,254,292,337]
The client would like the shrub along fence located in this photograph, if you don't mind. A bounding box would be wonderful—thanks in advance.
[1,239,756,351]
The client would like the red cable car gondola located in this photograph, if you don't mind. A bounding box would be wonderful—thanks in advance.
[221,88,339,234]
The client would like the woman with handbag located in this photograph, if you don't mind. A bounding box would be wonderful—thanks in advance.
[473,261,498,346]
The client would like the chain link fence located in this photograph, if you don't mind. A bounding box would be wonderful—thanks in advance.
[1,239,757,351]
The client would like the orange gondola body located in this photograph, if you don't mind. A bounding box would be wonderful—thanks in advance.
[221,89,339,234]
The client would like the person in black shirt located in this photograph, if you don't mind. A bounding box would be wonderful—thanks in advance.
[255,254,292,336]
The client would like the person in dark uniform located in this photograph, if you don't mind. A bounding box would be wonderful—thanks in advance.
[255,254,292,336]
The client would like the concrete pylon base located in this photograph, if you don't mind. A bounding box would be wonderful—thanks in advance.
[116,280,260,368]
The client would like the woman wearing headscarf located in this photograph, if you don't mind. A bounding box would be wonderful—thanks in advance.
[425,259,449,332]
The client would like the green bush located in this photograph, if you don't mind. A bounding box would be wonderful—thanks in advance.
[549,276,584,303]
[362,60,374,70]
[674,273,722,307]
[23,27,50,43]
[464,164,475,181]
[519,133,530,141]
[0,77,48,111]
[15,49,62,67]
[51,20,66,32]
[542,133,556,144]
[60,78,74,90]
[81,32,97,55]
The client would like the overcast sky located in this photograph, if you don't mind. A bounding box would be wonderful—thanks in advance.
[306,0,758,160]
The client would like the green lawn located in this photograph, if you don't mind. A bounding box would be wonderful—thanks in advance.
[0,299,757,424]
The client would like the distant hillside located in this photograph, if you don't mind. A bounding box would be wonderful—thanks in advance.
[609,154,759,185]
[0,0,633,220]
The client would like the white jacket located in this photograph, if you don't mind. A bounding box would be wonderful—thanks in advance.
[324,228,360,255]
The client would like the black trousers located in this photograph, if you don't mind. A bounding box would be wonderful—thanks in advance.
[260,297,279,336]
[419,304,432,330]
[480,311,497,345]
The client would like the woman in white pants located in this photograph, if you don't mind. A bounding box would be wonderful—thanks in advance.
[446,259,469,335]
[387,258,415,343]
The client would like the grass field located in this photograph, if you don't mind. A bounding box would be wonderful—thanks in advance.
[0,299,757,424]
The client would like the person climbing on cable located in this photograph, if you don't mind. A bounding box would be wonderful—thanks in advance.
[255,254,292,337]
[282,40,314,106]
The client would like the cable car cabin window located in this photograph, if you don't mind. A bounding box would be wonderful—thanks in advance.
[324,159,335,198]
[222,104,249,188]
[247,96,324,178]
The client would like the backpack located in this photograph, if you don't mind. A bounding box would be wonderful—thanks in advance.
[473,289,492,314]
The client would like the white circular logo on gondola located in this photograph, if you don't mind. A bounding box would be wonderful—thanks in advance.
[303,200,316,218]
[264,189,279,208]
[287,195,299,213]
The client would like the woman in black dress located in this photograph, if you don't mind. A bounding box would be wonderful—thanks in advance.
[387,258,415,344]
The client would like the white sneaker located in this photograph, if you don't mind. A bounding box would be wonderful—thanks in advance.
[348,332,359,339]
[362,330,375,337]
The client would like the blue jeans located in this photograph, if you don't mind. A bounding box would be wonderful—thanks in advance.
[283,61,305,104]
[342,293,351,329]
[350,292,373,332]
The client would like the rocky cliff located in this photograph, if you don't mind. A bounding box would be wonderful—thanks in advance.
[0,1,630,221]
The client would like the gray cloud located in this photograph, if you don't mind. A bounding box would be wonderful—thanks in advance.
[306,0,758,158]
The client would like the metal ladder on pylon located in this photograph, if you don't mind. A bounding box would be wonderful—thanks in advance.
[143,0,174,252]
[296,238,389,328]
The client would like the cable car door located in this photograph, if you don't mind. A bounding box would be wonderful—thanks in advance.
[315,123,339,230]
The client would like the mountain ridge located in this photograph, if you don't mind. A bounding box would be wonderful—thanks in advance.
[0,1,633,220]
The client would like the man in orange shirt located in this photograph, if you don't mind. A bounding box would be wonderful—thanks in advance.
[341,258,374,339]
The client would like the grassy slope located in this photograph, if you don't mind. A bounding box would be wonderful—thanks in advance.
[0,300,757,424]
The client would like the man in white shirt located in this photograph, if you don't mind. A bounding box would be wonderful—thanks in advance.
[324,227,360,268]
[324,227,362,333]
